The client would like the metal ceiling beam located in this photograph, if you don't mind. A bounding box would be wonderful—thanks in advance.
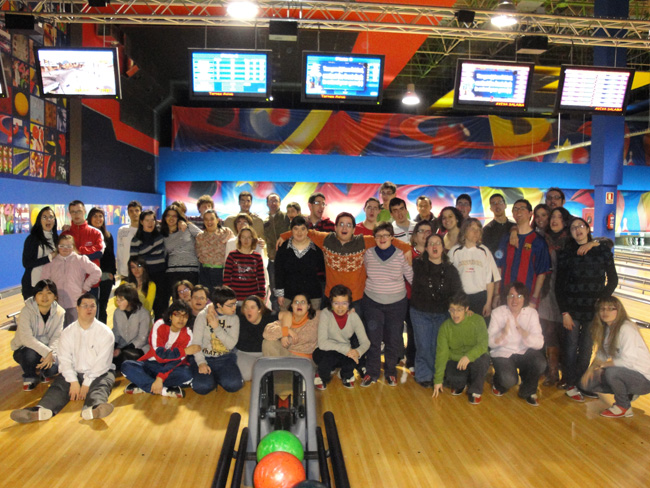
[4,1,650,50]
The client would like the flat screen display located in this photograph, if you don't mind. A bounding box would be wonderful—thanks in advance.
[35,47,121,98]
[556,65,634,115]
[302,52,384,104]
[189,49,271,101]
[454,59,534,112]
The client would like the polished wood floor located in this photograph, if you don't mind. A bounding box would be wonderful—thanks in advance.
[2,293,650,488]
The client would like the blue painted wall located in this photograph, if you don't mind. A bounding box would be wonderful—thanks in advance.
[0,178,161,292]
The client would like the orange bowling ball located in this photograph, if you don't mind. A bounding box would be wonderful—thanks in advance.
[253,451,306,488]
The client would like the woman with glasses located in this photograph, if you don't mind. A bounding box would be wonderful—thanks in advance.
[262,293,320,360]
[172,280,194,304]
[87,207,116,324]
[22,206,59,299]
[582,297,650,418]
[41,235,102,326]
[410,220,435,258]
[488,282,546,407]
[556,217,618,402]
[112,283,150,370]
[361,222,413,388]
[449,218,500,317]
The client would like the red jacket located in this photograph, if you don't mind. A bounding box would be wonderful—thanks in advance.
[61,222,104,288]
[138,319,193,381]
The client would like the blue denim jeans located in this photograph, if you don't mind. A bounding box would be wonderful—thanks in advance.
[199,266,223,291]
[563,319,592,387]
[13,347,58,381]
[121,360,193,393]
[410,307,447,383]
[189,354,244,395]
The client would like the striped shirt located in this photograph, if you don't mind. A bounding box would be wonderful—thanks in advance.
[363,247,413,304]
[130,230,166,274]
[223,250,266,300]
[164,224,201,273]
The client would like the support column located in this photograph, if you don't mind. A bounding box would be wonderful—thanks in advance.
[590,0,629,241]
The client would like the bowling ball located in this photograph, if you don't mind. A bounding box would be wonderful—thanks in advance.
[256,430,304,462]
[293,481,327,487]
[253,451,306,488]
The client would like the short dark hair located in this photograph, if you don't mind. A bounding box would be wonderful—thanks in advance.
[191,285,210,298]
[127,200,143,211]
[114,283,142,311]
[380,181,397,194]
[364,197,380,208]
[513,199,532,212]
[68,200,85,211]
[196,195,214,210]
[266,193,280,203]
[489,193,506,205]
[502,281,530,307]
[389,197,407,212]
[163,300,192,325]
[77,292,97,307]
[329,284,352,310]
[33,279,58,298]
[239,191,253,202]
[286,202,301,213]
[546,187,566,203]
[456,194,472,207]
[308,192,325,205]
[290,215,308,229]
[373,221,394,237]
[212,286,237,306]
[242,295,270,316]
[416,195,431,205]
[335,212,356,228]
[449,292,470,309]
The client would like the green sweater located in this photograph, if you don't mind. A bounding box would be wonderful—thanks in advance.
[434,314,488,385]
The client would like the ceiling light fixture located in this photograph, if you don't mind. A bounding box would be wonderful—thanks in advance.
[491,1,518,28]
[227,1,259,20]
[402,83,420,105]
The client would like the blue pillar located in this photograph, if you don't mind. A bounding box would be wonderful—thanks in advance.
[590,0,628,241]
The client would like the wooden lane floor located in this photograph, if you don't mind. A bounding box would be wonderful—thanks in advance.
[2,295,650,487]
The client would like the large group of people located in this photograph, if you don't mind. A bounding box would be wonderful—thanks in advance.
[10,184,650,423]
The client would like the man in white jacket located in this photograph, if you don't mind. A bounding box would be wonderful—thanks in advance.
[11,293,115,423]
[488,282,546,407]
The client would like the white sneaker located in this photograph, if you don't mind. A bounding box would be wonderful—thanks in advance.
[11,406,52,423]
[81,402,114,420]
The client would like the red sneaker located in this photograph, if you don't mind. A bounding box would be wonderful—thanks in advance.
[600,404,633,418]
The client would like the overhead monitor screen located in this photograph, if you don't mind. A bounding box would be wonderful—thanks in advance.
[35,48,121,98]
[302,52,384,104]
[556,66,634,115]
[454,59,534,112]
[189,49,271,101]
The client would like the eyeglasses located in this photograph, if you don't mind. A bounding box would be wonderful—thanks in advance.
[380,190,395,196]
[599,306,617,312]
[512,206,528,213]
[547,195,563,201]
[332,301,349,307]
[42,215,55,221]
[337,222,353,229]
[172,312,188,318]
[417,229,432,234]
[448,307,467,314]
[223,302,237,308]
[312,201,327,207]
[293,300,307,305]
[570,223,587,231]
[490,201,505,207]
[79,303,97,310]
[375,233,392,239]
[178,287,191,294]
[456,202,471,207]
[507,294,524,300]
[58,245,73,249]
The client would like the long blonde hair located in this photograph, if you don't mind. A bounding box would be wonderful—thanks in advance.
[591,296,630,357]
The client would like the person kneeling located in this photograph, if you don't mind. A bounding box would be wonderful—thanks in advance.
[489,282,547,407]
[190,286,244,395]
[432,292,489,405]
[313,285,370,390]
[581,297,650,418]
[121,300,199,398]
[11,293,115,423]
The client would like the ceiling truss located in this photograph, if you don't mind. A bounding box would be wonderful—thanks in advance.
[2,1,650,51]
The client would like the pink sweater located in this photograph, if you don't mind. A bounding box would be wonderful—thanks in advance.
[41,254,102,309]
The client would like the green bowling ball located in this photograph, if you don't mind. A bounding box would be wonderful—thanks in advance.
[256,430,305,462]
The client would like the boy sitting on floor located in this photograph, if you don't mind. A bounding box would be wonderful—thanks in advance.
[11,293,115,423]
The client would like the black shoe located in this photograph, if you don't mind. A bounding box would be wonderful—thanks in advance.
[451,386,465,396]
[416,380,433,388]
[580,389,599,399]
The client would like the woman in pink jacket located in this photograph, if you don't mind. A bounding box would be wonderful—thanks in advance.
[41,235,102,327]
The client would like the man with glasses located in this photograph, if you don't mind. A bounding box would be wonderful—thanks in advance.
[482,193,514,256]
[494,199,550,309]
[432,292,489,405]
[11,293,115,423]
[545,187,566,210]
[455,194,472,220]
[305,192,335,232]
